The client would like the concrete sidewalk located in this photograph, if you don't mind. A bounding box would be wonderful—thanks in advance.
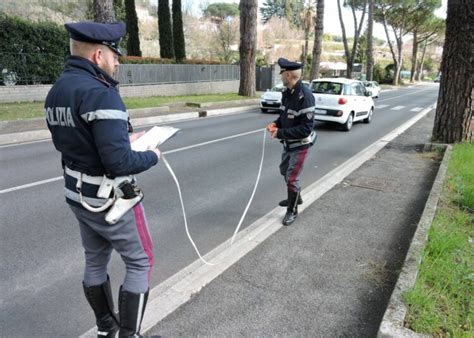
[144,109,441,336]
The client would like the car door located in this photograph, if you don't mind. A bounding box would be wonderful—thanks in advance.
[354,82,371,119]
[349,83,363,120]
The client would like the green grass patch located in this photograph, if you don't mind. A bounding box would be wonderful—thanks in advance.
[123,93,251,109]
[403,143,474,337]
[0,93,255,121]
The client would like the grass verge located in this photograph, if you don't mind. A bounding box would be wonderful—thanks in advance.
[403,142,474,337]
[0,93,255,121]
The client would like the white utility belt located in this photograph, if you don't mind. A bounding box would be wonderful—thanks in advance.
[65,167,143,224]
[284,130,317,149]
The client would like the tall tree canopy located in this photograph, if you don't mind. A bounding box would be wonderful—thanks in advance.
[158,0,174,58]
[260,0,306,28]
[173,0,186,61]
[125,0,141,56]
[203,2,239,21]
[432,0,473,143]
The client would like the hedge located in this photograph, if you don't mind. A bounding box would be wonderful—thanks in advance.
[119,56,227,65]
[0,14,69,85]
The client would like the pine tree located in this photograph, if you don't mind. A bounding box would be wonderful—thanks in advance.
[125,0,141,56]
[172,0,186,61]
[158,0,174,59]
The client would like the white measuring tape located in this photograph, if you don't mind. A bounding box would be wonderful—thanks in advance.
[162,128,267,266]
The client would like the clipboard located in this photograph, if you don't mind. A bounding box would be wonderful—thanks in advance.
[131,126,180,151]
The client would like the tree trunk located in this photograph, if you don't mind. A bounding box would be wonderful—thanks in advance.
[173,0,186,61]
[310,0,324,80]
[158,0,174,59]
[337,0,366,79]
[336,0,350,78]
[432,0,473,143]
[125,0,141,56]
[416,41,427,81]
[366,0,374,81]
[238,0,257,97]
[410,29,418,83]
[94,0,116,23]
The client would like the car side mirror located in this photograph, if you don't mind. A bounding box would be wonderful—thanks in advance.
[364,91,371,97]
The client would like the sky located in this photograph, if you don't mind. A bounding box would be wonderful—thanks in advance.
[152,0,448,41]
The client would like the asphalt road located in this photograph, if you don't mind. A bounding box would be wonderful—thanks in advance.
[0,83,439,336]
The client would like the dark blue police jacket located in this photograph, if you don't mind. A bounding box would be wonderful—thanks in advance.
[45,56,158,207]
[274,80,315,150]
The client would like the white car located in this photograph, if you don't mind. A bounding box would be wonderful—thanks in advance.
[260,81,310,112]
[310,78,374,131]
[363,81,381,98]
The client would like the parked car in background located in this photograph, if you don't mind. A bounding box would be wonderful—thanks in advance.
[260,81,310,112]
[310,78,374,131]
[434,75,441,83]
[363,81,380,98]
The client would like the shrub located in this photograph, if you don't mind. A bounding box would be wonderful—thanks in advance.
[0,14,69,85]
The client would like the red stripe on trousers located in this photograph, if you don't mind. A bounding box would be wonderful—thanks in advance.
[288,148,308,192]
[133,203,154,283]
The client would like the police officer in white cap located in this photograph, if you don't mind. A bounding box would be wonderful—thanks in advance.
[45,21,160,337]
[267,58,316,226]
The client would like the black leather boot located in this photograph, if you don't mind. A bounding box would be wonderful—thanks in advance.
[118,286,149,337]
[83,277,119,338]
[278,195,303,207]
[282,190,299,226]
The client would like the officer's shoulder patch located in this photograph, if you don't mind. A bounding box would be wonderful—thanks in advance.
[306,112,314,120]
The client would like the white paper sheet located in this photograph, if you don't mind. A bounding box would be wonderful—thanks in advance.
[131,126,180,151]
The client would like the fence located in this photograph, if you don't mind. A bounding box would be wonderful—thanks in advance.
[116,64,240,85]
[0,52,275,90]
[0,54,241,86]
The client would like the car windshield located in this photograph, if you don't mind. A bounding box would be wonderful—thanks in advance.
[270,85,284,92]
[311,81,343,95]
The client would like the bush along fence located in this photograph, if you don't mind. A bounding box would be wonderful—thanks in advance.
[0,14,69,85]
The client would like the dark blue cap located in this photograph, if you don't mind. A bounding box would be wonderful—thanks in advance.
[278,58,303,71]
[65,21,126,56]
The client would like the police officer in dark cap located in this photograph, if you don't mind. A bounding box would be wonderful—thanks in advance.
[267,58,316,226]
[45,21,161,337]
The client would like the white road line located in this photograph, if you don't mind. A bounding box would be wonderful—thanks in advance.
[80,101,437,338]
[377,88,432,102]
[376,104,389,109]
[0,177,63,194]
[0,128,265,195]
[391,106,405,110]
[410,107,423,112]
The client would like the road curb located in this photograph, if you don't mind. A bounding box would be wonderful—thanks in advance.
[0,104,258,146]
[377,144,452,338]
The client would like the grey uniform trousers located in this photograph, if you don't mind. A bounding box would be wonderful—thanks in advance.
[70,203,154,293]
[279,147,309,193]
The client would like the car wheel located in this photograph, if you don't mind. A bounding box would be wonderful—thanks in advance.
[364,108,373,123]
[261,108,268,113]
[342,113,353,131]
